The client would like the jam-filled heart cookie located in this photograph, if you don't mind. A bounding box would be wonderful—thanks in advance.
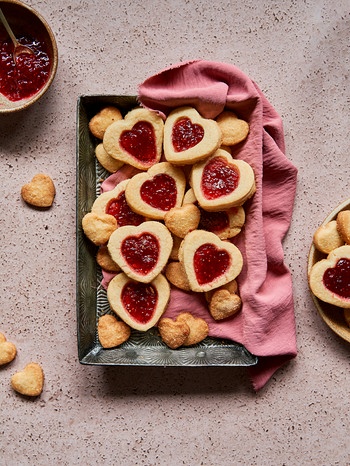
[107,272,170,331]
[183,188,245,239]
[309,245,350,308]
[179,230,243,292]
[125,162,186,220]
[215,110,249,146]
[191,149,256,211]
[107,221,173,283]
[92,179,145,227]
[163,106,222,165]
[103,107,164,170]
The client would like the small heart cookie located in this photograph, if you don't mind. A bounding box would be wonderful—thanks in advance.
[191,149,256,211]
[179,230,243,292]
[107,272,170,331]
[164,106,222,165]
[125,162,186,220]
[89,106,123,139]
[165,261,191,291]
[96,245,121,273]
[164,203,200,238]
[0,333,17,365]
[337,210,350,244]
[176,312,209,346]
[309,245,350,308]
[103,107,164,170]
[158,317,190,349]
[92,179,145,227]
[21,174,55,208]
[95,143,124,173]
[98,314,131,348]
[313,220,344,254]
[209,289,242,320]
[215,110,249,146]
[82,212,117,246]
[11,362,44,397]
[108,221,173,283]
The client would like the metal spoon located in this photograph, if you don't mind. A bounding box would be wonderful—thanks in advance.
[0,7,34,63]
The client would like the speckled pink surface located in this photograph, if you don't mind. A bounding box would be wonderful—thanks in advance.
[1,1,350,464]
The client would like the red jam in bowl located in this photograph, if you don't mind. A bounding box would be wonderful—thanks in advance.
[323,258,350,299]
[121,281,157,324]
[194,243,230,285]
[106,192,144,227]
[140,173,177,211]
[172,117,204,152]
[121,233,159,275]
[201,157,239,200]
[0,35,51,102]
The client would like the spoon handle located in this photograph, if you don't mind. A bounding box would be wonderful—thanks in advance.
[0,8,18,46]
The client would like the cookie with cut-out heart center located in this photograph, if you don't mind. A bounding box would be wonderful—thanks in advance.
[103,107,164,170]
[107,272,170,331]
[11,362,44,397]
[98,314,131,348]
[125,162,186,220]
[21,173,55,208]
[92,179,145,227]
[163,106,222,165]
[309,245,350,308]
[108,221,173,283]
[191,149,255,211]
[179,229,243,292]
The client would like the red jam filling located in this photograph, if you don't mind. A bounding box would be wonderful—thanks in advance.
[323,258,350,299]
[120,121,157,163]
[0,35,51,102]
[106,191,144,226]
[201,157,239,200]
[172,117,204,152]
[140,173,177,211]
[121,233,159,275]
[121,281,157,324]
[193,243,230,285]
[198,205,230,233]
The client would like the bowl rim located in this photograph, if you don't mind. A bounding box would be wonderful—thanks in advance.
[0,0,58,114]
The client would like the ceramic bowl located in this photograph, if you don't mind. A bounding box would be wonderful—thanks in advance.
[0,0,58,113]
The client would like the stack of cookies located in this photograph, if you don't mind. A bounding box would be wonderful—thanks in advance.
[83,104,256,348]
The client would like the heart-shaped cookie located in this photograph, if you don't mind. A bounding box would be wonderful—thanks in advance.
[179,229,243,292]
[103,107,164,170]
[158,317,190,349]
[209,289,242,320]
[11,362,44,397]
[95,143,124,173]
[176,312,209,346]
[98,314,131,348]
[313,220,344,254]
[183,188,245,239]
[21,173,55,208]
[337,210,350,244]
[215,110,249,146]
[309,245,350,308]
[89,105,123,139]
[82,212,117,246]
[107,272,170,331]
[125,162,186,220]
[0,333,17,365]
[165,261,191,291]
[191,149,256,211]
[108,221,173,283]
[92,179,145,227]
[163,106,222,165]
[164,203,200,238]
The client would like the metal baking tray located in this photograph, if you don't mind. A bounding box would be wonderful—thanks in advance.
[76,94,258,367]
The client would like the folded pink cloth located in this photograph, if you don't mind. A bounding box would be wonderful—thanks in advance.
[102,60,298,391]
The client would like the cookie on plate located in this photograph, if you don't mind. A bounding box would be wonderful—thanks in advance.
[89,106,123,139]
[97,314,131,348]
[82,212,117,245]
[95,143,124,173]
[215,110,249,146]
[337,210,350,244]
[313,220,344,254]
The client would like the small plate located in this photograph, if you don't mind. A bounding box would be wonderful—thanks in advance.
[307,198,350,343]
[76,94,258,367]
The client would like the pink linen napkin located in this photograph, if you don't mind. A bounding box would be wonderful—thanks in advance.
[102,60,298,391]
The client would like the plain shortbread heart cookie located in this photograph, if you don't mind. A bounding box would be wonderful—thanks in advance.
[11,362,44,397]
[21,173,56,208]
